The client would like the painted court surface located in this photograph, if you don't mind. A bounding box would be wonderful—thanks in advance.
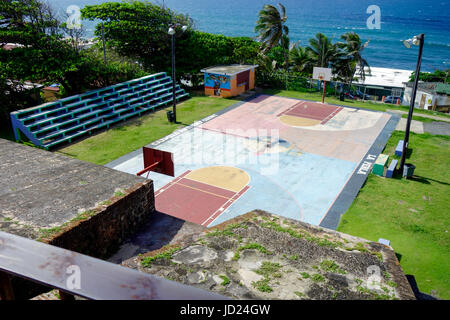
[106,95,393,229]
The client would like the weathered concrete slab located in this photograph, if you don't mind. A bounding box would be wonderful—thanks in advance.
[423,121,450,136]
[395,118,425,134]
[122,210,416,300]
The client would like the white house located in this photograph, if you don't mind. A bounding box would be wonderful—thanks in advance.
[402,82,450,112]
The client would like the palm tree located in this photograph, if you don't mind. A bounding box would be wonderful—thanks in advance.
[306,33,338,68]
[338,32,370,83]
[255,3,289,55]
[289,43,313,74]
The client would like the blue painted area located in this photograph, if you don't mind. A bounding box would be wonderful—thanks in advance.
[210,152,355,227]
[204,73,231,91]
[111,128,356,227]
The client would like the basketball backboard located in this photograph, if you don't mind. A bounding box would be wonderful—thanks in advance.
[137,147,174,177]
[313,67,332,81]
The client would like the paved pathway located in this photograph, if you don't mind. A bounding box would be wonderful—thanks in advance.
[395,118,425,134]
[387,109,450,122]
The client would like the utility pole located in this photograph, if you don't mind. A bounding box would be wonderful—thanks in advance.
[171,31,177,122]
[101,22,107,64]
[399,33,425,175]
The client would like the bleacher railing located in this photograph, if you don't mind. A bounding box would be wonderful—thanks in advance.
[0,231,226,300]
[10,73,189,150]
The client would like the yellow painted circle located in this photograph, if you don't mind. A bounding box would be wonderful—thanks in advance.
[279,114,321,127]
[185,166,250,193]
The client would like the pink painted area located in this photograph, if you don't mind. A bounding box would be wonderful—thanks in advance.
[202,95,299,137]
[202,95,391,163]
[283,113,391,162]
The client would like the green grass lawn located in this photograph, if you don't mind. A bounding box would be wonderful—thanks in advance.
[338,131,450,299]
[263,89,450,122]
[57,95,240,165]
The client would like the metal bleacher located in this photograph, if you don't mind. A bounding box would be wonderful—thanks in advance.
[10,72,189,150]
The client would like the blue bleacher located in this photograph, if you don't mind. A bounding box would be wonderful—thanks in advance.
[10,73,189,150]
[386,159,398,178]
[395,140,404,157]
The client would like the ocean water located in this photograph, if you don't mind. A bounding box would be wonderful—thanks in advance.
[51,0,450,72]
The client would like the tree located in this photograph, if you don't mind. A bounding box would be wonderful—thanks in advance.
[0,0,88,94]
[337,32,370,83]
[82,2,260,84]
[409,69,450,83]
[255,2,289,65]
[0,0,147,126]
[289,44,313,75]
[306,33,338,68]
[81,1,193,72]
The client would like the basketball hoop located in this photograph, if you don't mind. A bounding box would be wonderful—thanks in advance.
[313,67,332,104]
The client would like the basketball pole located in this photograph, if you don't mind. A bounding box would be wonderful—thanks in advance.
[322,80,326,104]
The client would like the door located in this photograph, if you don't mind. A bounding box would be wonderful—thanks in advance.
[237,71,250,91]
[420,94,426,109]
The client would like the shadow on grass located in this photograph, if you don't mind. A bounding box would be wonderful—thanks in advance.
[406,275,439,300]
[405,148,413,159]
[390,172,449,186]
[410,175,449,186]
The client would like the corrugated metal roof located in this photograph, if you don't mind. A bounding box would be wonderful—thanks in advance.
[436,83,450,95]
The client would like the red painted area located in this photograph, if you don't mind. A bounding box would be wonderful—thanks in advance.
[178,178,236,198]
[201,185,250,226]
[205,86,231,91]
[279,102,342,124]
[155,172,249,226]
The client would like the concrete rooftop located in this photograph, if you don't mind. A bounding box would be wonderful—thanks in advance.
[0,139,146,240]
[121,210,416,300]
[201,64,258,76]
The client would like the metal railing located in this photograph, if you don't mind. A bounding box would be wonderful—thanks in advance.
[0,231,227,300]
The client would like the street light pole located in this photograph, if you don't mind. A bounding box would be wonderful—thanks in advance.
[399,33,425,174]
[101,22,107,64]
[168,25,187,123]
[171,32,176,123]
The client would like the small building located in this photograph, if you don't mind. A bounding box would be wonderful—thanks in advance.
[402,82,450,112]
[353,67,413,100]
[201,64,258,98]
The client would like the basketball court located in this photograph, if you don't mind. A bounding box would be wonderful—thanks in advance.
[106,95,398,230]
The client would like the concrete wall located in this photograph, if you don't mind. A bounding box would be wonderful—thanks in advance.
[10,179,155,299]
[46,180,155,259]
